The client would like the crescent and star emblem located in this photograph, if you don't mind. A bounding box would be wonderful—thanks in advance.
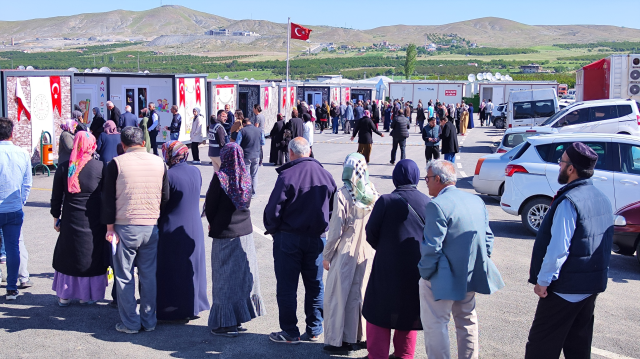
[295,28,305,36]
[51,83,60,98]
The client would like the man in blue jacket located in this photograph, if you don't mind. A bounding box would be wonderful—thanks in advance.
[264,137,337,344]
[418,159,504,359]
[422,117,440,165]
[119,106,138,129]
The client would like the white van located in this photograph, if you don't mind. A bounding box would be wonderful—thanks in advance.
[507,89,559,128]
[538,99,640,136]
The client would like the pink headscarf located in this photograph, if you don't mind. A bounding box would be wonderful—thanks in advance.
[67,131,97,194]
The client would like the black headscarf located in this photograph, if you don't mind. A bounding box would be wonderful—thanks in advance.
[392,159,420,188]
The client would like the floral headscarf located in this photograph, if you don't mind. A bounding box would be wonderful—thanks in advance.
[162,140,189,168]
[342,153,379,211]
[61,119,77,133]
[217,142,252,210]
[103,120,119,135]
[68,131,97,194]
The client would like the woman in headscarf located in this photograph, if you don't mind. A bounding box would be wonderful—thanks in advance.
[96,120,120,164]
[468,102,475,129]
[362,159,430,359]
[89,107,105,138]
[156,141,210,322]
[302,113,314,158]
[190,107,205,164]
[460,104,470,136]
[50,131,107,306]
[269,114,286,165]
[138,108,152,153]
[73,110,88,131]
[58,119,78,164]
[205,142,265,337]
[323,153,379,355]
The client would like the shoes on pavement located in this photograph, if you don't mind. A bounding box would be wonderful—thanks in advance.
[17,279,33,289]
[192,161,201,164]
[6,289,19,300]
[236,325,248,332]
[142,326,155,332]
[115,322,139,334]
[389,161,395,165]
[108,300,118,308]
[57,297,71,307]
[323,343,353,354]
[269,330,300,344]
[0,256,6,264]
[300,332,320,342]
[211,327,239,337]
[79,300,97,305]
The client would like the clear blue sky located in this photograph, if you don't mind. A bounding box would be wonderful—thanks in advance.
[1,0,637,30]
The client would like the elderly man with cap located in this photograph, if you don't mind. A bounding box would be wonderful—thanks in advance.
[525,142,614,359]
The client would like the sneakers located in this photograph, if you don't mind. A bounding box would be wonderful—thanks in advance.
[57,297,71,307]
[193,161,201,164]
[236,325,248,332]
[78,300,97,305]
[115,323,139,334]
[300,332,320,342]
[389,161,395,166]
[269,331,300,344]
[6,289,19,300]
[18,279,33,289]
[211,326,239,338]
[142,326,155,332]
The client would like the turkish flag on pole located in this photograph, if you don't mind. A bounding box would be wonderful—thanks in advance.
[16,81,31,121]
[50,76,61,117]
[291,23,312,41]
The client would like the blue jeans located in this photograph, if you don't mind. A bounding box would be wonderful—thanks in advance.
[444,153,456,163]
[169,132,179,141]
[331,117,339,134]
[0,210,24,291]
[245,158,259,195]
[273,231,325,337]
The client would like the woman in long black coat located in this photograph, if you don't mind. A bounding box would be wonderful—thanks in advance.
[156,141,210,321]
[362,159,430,359]
[51,131,108,306]
[269,114,286,165]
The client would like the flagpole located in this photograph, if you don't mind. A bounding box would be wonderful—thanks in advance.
[286,17,290,118]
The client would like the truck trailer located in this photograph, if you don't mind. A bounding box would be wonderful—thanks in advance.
[575,54,640,103]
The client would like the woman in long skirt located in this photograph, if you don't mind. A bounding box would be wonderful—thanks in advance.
[156,141,210,322]
[205,142,265,337]
[50,131,108,306]
[322,153,379,354]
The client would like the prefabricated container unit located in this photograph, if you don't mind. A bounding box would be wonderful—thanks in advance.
[350,85,377,103]
[296,83,332,109]
[278,82,300,120]
[477,81,559,105]
[575,54,640,103]
[389,81,466,105]
[207,79,239,123]
[237,81,281,134]
[1,70,74,162]
[74,72,208,144]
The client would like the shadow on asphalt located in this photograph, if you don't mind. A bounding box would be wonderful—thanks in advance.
[608,254,640,283]
[459,146,493,154]
[23,202,50,208]
[489,220,535,241]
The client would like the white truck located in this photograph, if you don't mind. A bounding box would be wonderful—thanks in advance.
[506,88,559,128]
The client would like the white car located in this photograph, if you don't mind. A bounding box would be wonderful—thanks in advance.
[500,133,640,234]
[473,143,523,196]
[538,98,640,136]
[495,127,556,154]
[492,103,507,129]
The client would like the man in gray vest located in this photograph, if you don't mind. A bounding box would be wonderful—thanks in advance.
[238,117,262,196]
[525,142,613,359]
[103,127,169,334]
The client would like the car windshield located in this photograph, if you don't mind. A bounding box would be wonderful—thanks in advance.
[540,107,570,126]
[501,142,525,158]
[502,132,543,148]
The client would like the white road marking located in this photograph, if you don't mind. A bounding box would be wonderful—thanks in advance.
[456,156,460,160]
[457,163,462,168]
[326,136,347,142]
[459,171,467,178]
[591,347,636,359]
[253,225,273,241]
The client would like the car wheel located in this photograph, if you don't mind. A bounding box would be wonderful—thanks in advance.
[494,118,504,129]
[521,197,551,235]
[499,182,505,196]
[617,132,631,135]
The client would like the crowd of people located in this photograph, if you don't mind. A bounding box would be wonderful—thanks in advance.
[0,88,615,359]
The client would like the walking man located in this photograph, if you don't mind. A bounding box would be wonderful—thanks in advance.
[439,117,458,163]
[525,143,613,359]
[103,127,169,333]
[351,111,384,163]
[344,102,354,135]
[253,104,266,165]
[330,102,340,134]
[485,99,494,127]
[264,137,337,344]
[419,159,504,359]
[389,109,410,165]
[422,117,440,165]
[0,118,32,300]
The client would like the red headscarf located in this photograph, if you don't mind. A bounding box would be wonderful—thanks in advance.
[67,131,97,193]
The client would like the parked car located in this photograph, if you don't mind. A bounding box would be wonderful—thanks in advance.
[473,143,524,196]
[506,88,559,129]
[612,201,640,264]
[538,99,640,136]
[492,103,507,129]
[500,133,640,234]
[495,127,556,154]
[558,94,576,107]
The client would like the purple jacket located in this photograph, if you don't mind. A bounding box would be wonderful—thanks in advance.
[264,157,337,237]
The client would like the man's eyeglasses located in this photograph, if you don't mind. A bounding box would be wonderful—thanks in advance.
[557,158,572,166]
[425,175,437,182]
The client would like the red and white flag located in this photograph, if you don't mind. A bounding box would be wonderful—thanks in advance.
[16,81,31,121]
[291,23,312,41]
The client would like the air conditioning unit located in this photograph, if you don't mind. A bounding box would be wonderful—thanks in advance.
[629,55,640,96]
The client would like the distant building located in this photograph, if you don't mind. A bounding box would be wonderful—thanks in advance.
[520,63,543,73]
[467,63,478,67]
[205,29,230,36]
[317,75,343,81]
[470,42,477,48]
[451,40,457,44]
[382,40,389,46]
[231,31,260,37]
[427,43,437,50]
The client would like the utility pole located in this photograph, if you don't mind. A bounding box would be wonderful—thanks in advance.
[138,54,140,72]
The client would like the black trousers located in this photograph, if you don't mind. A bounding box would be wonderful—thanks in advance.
[149,131,158,155]
[190,141,200,161]
[525,292,597,359]
[390,138,406,163]
[425,146,440,162]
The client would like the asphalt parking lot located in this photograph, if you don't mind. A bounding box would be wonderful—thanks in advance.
[1,121,638,359]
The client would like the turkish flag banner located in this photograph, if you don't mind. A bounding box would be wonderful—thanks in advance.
[291,23,312,41]
[195,77,202,106]
[50,76,61,117]
[16,81,31,121]
[178,78,185,107]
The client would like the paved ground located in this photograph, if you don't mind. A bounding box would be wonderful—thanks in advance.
[1,120,639,358]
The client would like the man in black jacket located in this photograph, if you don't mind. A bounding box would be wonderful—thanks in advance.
[439,117,459,163]
[390,110,410,165]
[351,115,384,163]
[107,101,122,130]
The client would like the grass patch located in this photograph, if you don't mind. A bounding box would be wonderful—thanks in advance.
[209,70,276,80]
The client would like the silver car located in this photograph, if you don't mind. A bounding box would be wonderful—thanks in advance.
[473,143,524,196]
